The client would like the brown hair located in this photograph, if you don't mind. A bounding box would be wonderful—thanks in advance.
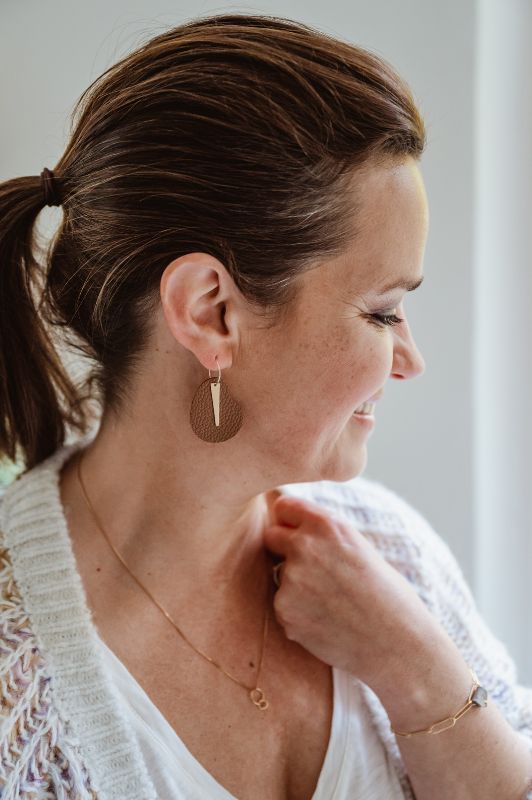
[0,13,426,472]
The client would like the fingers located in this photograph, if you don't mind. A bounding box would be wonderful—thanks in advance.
[262,523,292,556]
[272,495,328,529]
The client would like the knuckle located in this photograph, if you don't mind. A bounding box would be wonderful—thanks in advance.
[294,534,314,558]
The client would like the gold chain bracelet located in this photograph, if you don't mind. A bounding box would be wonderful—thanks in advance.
[391,666,489,738]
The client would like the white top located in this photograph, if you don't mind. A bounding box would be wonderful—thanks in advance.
[95,631,405,799]
[3,428,532,799]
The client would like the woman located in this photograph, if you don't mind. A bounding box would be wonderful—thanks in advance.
[0,12,531,800]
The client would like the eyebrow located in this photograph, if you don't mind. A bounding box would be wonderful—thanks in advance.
[376,275,424,294]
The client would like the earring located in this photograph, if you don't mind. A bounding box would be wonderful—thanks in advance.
[189,355,243,442]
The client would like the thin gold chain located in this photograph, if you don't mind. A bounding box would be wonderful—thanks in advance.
[391,667,484,737]
[75,452,272,710]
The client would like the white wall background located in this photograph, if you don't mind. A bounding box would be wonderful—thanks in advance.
[1,1,530,678]
[473,0,532,682]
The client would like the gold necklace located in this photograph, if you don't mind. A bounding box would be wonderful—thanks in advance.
[75,453,272,710]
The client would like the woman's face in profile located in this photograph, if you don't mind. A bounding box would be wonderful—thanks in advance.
[244,156,429,483]
[158,156,428,488]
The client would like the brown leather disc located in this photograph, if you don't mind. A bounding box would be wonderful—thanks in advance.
[189,377,243,442]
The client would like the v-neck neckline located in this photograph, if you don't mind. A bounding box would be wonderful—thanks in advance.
[96,631,350,800]
[0,427,346,800]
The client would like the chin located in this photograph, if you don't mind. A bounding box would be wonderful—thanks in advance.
[317,443,368,484]
[340,456,368,482]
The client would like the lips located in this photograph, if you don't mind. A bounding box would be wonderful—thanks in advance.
[354,390,384,413]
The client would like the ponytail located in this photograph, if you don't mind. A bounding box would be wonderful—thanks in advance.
[0,175,88,472]
[0,14,426,474]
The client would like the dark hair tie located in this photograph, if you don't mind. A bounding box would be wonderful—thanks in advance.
[40,167,62,207]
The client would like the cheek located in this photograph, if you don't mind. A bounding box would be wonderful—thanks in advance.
[280,318,389,424]
[327,331,390,408]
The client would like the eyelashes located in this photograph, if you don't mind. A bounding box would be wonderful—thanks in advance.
[367,312,404,328]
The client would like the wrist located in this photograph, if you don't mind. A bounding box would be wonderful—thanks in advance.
[369,631,474,733]
[391,665,488,737]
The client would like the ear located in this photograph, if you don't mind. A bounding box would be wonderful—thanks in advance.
[159,252,233,371]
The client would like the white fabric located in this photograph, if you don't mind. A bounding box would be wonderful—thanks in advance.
[96,631,405,800]
[3,428,532,798]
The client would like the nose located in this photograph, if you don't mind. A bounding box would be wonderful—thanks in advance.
[389,314,426,381]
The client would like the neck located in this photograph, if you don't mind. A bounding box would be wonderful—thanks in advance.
[58,416,284,615]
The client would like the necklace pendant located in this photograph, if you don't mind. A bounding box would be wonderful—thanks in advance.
[249,687,269,710]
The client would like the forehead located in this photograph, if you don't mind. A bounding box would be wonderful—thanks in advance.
[331,157,429,298]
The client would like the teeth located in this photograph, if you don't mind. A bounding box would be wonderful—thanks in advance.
[354,401,376,415]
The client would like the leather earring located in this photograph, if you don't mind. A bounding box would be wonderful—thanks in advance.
[189,355,243,442]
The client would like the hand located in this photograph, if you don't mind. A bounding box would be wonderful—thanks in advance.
[262,493,460,699]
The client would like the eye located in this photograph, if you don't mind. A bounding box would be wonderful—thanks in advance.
[367,311,404,328]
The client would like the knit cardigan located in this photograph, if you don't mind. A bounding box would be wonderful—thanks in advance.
[1,430,532,800]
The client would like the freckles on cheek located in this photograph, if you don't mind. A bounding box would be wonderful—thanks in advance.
[344,351,381,397]
[314,370,355,423]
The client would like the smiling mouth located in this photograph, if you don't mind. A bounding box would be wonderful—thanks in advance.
[353,401,376,416]
[353,387,384,415]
